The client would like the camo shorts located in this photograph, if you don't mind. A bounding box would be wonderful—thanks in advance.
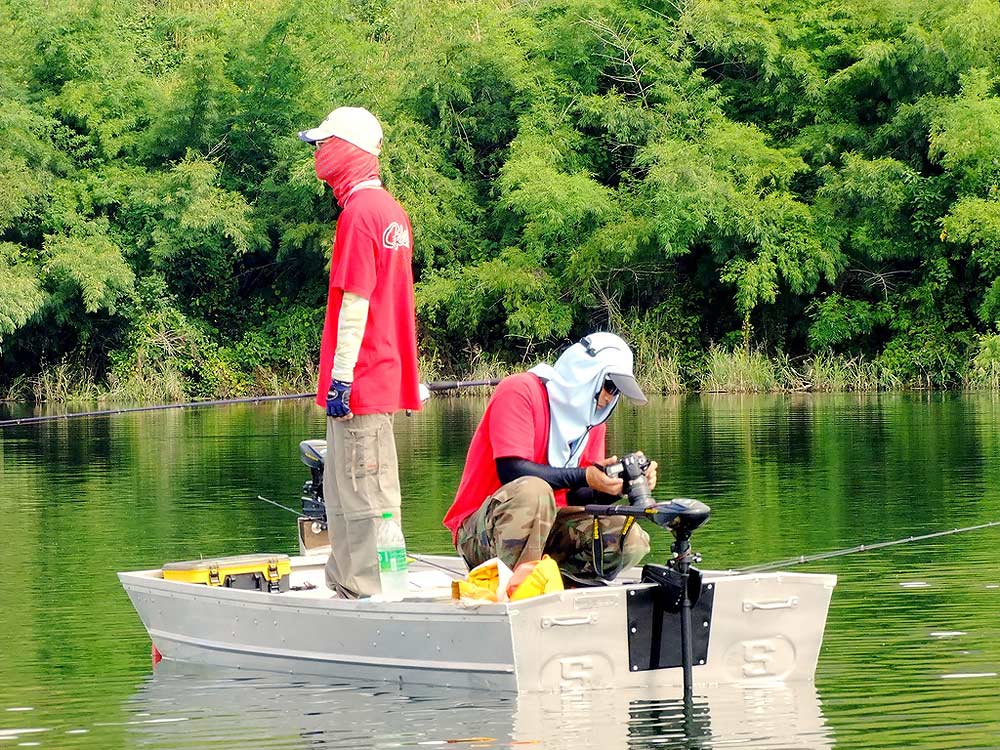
[456,476,650,582]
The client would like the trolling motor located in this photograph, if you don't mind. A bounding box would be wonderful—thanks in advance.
[297,440,330,554]
[645,497,711,702]
[582,456,711,702]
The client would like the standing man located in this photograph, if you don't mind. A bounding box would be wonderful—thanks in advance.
[443,332,656,584]
[299,106,421,598]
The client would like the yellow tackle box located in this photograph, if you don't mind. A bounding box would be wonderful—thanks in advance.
[162,554,291,593]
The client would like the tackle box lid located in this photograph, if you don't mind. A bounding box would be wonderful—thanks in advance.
[163,553,291,577]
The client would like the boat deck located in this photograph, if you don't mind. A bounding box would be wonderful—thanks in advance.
[284,553,466,601]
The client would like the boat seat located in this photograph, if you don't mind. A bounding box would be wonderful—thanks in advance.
[299,439,327,470]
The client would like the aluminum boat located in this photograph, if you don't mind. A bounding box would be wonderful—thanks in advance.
[118,438,837,693]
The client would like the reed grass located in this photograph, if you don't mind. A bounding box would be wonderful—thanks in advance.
[105,363,188,403]
[698,346,782,393]
[620,328,685,395]
[243,363,317,396]
[28,359,103,402]
[417,347,515,397]
[800,352,902,392]
[2,374,31,402]
[12,343,1000,404]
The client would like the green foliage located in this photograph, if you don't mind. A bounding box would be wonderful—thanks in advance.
[4,0,1000,398]
[226,303,323,392]
[878,323,973,388]
[929,69,1000,193]
[107,298,247,401]
[417,248,575,350]
[0,244,45,348]
[807,294,880,350]
[967,333,1000,390]
[944,198,1000,273]
[383,116,486,272]
[44,225,134,315]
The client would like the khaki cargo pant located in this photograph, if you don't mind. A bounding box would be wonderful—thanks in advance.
[323,413,401,598]
[456,476,651,582]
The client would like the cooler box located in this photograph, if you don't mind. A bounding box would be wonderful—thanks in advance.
[163,554,291,593]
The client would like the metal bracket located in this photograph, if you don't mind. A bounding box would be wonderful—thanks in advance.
[626,580,715,671]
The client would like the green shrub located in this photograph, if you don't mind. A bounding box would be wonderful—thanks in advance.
[967,333,1000,390]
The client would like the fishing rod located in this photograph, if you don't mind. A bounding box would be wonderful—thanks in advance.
[256,496,464,580]
[0,379,501,428]
[424,379,500,392]
[734,519,1000,575]
[257,494,304,517]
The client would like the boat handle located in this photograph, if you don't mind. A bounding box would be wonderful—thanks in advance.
[541,613,598,628]
[742,596,799,612]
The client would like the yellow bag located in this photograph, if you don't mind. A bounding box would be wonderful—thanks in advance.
[507,555,565,600]
[451,557,514,602]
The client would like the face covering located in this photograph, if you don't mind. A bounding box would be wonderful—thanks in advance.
[314,137,381,207]
[528,332,635,468]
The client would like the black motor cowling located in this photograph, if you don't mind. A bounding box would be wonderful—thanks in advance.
[298,440,327,519]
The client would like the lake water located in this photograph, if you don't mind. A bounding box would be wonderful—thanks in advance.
[1,393,999,749]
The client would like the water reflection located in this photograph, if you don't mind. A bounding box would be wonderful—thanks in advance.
[126,663,833,750]
[4,393,1000,747]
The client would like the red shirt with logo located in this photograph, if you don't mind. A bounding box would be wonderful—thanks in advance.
[442,372,607,540]
[315,187,421,414]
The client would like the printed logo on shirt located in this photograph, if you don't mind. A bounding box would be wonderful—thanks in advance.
[382,222,411,251]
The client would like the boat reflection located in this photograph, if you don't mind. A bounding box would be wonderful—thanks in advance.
[125,662,833,749]
[515,681,834,749]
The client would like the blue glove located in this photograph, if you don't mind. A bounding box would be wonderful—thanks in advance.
[326,379,352,419]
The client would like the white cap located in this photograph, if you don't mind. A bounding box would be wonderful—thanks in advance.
[298,107,383,155]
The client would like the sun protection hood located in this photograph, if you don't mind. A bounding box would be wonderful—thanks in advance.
[313,137,381,208]
[528,332,645,468]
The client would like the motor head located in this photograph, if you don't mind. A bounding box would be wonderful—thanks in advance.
[649,498,711,540]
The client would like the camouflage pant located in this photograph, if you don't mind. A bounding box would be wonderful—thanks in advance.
[455,476,651,582]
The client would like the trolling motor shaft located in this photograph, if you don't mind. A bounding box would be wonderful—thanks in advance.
[585,497,711,701]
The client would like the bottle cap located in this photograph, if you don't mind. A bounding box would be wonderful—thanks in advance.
[381,512,393,519]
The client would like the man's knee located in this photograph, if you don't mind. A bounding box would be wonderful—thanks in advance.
[500,476,556,515]
[621,526,652,568]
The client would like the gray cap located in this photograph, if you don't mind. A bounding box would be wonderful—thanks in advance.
[607,372,647,404]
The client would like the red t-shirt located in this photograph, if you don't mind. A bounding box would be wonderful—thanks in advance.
[442,372,607,540]
[315,187,421,414]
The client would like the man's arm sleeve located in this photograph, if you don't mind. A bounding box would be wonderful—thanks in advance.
[495,457,587,490]
[331,292,370,382]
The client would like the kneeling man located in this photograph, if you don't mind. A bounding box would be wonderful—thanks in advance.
[442,333,657,583]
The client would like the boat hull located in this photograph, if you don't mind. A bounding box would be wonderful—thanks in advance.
[119,554,835,693]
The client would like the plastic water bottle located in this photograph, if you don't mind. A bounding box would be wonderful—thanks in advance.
[376,512,409,599]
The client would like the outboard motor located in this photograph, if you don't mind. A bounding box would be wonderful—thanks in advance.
[297,440,330,555]
[299,439,327,520]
